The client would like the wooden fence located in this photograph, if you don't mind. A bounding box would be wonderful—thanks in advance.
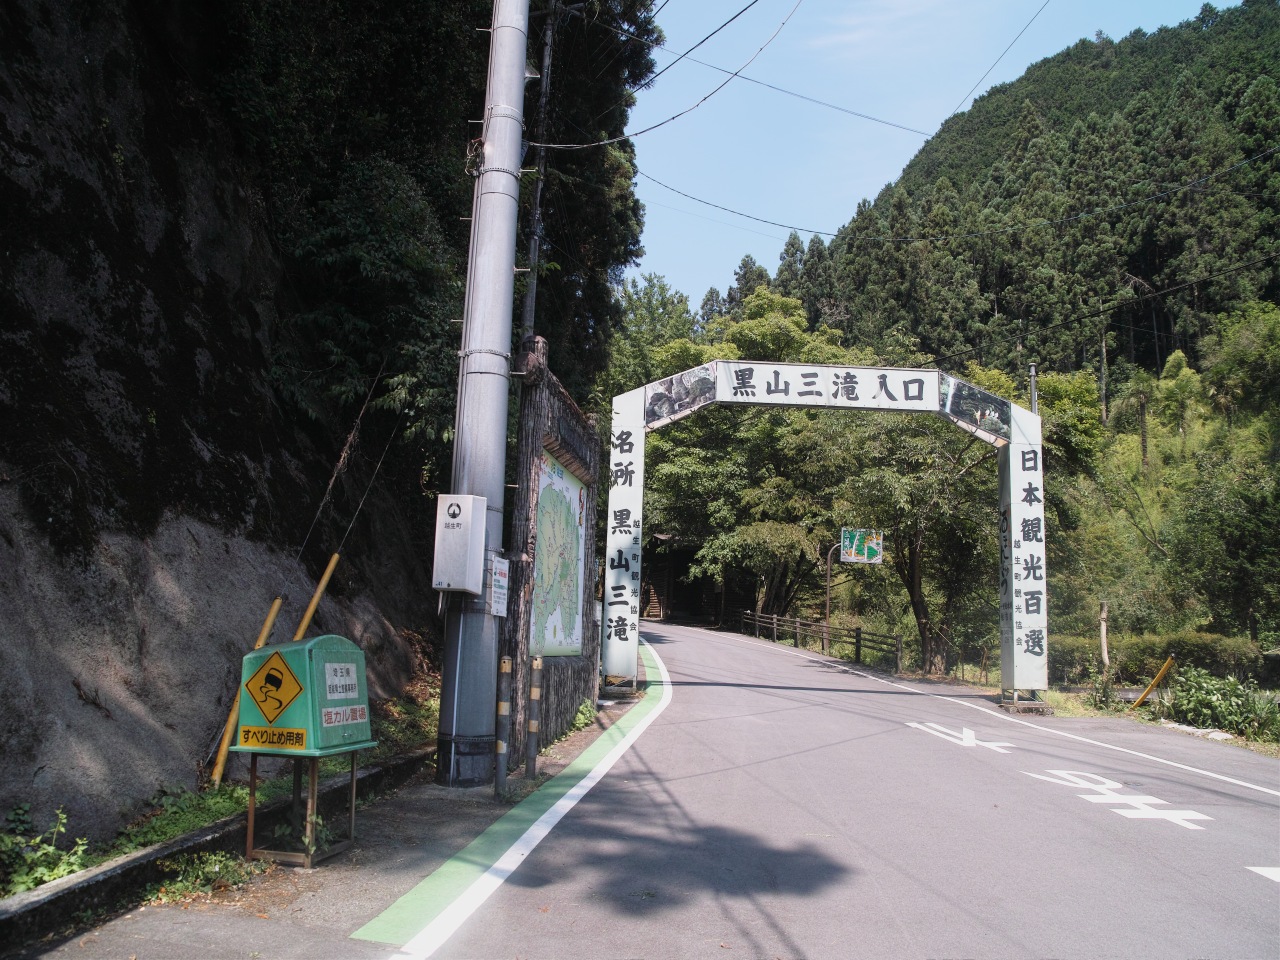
[740,610,902,672]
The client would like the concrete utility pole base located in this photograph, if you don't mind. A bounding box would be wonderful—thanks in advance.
[436,735,496,786]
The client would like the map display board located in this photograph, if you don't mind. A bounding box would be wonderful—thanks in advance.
[531,451,588,656]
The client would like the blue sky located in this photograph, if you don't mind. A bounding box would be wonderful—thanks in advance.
[622,0,1235,304]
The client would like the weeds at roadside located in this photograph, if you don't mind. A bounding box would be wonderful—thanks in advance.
[2,669,441,900]
[1148,666,1280,741]
[147,851,267,904]
[0,805,90,896]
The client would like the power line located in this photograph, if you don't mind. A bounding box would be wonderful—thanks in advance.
[638,168,836,237]
[640,194,789,242]
[638,144,1280,247]
[530,0,806,151]
[646,0,763,89]
[592,11,930,136]
[948,0,1052,119]
[590,0,764,124]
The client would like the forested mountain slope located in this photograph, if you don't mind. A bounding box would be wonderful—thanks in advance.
[900,1,1280,197]
[752,0,1280,376]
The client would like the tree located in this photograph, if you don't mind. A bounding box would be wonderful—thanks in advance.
[1166,437,1280,641]
[1112,368,1157,469]
[699,288,726,329]
[524,1,659,400]
[721,288,809,361]
[854,415,999,673]
[1203,301,1280,416]
[1156,350,1204,451]
[602,274,696,399]
[724,255,771,317]
[798,234,833,328]
[774,232,805,299]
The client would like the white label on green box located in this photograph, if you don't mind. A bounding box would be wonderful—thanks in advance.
[325,662,359,700]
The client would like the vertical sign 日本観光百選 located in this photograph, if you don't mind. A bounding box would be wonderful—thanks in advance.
[999,403,1049,690]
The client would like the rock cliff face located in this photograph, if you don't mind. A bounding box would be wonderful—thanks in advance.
[0,0,435,840]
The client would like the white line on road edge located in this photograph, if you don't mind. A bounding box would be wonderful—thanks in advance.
[1247,866,1280,881]
[710,631,1280,799]
[389,641,673,960]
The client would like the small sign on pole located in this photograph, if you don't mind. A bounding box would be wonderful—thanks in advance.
[840,528,884,564]
[489,556,510,618]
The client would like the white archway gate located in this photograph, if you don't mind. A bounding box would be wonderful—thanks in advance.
[602,361,1049,695]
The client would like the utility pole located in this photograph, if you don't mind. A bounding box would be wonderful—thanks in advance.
[436,0,531,787]
[518,3,584,338]
[520,2,554,338]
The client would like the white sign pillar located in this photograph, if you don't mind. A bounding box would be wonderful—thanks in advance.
[602,387,646,680]
[999,404,1050,690]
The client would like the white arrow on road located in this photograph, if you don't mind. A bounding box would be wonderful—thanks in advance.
[905,722,1014,753]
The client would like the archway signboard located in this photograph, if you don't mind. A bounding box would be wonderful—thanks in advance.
[603,361,1049,697]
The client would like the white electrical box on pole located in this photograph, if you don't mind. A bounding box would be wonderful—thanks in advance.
[436,0,531,787]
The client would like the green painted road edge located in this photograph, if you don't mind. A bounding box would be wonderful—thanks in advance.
[351,642,665,947]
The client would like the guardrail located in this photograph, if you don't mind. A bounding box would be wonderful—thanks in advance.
[740,610,901,672]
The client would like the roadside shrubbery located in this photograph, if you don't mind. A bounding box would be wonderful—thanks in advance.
[149,850,267,903]
[0,805,89,897]
[1050,631,1261,686]
[1153,666,1280,742]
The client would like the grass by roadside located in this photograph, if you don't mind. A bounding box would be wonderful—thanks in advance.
[1,674,441,902]
[1040,686,1280,759]
[864,664,1280,759]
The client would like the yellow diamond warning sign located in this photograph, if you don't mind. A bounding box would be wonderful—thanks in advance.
[244,651,303,725]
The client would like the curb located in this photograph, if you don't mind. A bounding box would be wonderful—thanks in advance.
[0,747,435,951]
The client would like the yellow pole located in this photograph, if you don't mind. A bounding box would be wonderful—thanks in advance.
[211,595,284,786]
[293,553,340,641]
[1130,655,1176,710]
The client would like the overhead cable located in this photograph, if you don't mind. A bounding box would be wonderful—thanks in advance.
[646,0,764,89]
[594,12,930,136]
[590,0,765,123]
[948,0,1052,120]
[638,144,1280,246]
[639,169,837,237]
[529,0,806,150]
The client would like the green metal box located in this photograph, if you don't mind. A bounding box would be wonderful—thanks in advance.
[230,634,377,757]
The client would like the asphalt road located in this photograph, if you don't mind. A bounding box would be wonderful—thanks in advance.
[432,622,1280,960]
[20,621,1280,960]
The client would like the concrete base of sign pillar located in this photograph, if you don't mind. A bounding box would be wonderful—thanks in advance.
[998,690,1054,715]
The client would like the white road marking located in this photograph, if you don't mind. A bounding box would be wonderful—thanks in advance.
[905,721,1014,752]
[1026,769,1213,829]
[1246,866,1280,881]
[708,632,1280,799]
[389,641,674,960]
